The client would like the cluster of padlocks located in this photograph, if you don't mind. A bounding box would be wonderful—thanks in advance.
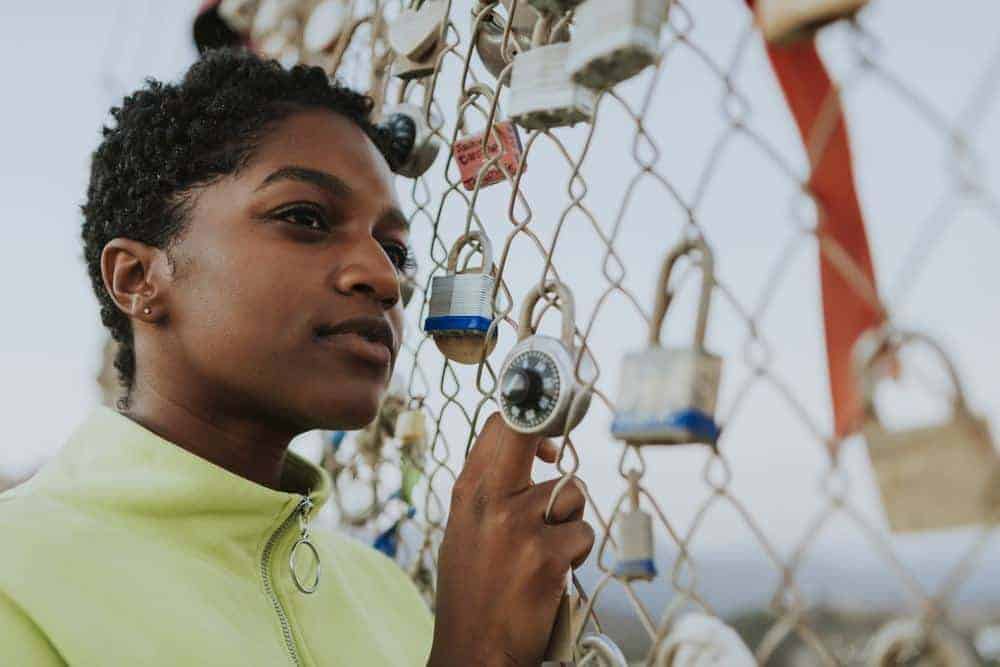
[190,0,1000,663]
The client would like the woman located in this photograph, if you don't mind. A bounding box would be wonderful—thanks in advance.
[0,49,594,665]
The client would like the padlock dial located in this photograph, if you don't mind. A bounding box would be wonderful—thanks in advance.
[500,350,561,430]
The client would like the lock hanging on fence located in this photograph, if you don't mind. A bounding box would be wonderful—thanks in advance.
[654,613,756,666]
[508,16,596,130]
[472,1,533,85]
[863,617,978,667]
[395,401,428,464]
[499,281,594,436]
[756,0,868,45]
[567,0,668,90]
[379,103,442,179]
[389,0,448,80]
[424,231,499,364]
[611,238,722,446]
[854,327,1000,533]
[612,472,657,581]
[302,0,348,54]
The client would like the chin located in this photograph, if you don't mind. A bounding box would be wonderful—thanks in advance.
[309,389,384,431]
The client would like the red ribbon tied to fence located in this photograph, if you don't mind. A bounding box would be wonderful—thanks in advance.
[745,1,885,451]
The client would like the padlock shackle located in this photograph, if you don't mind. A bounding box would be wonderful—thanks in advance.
[518,280,575,345]
[446,230,495,274]
[854,327,971,422]
[649,238,715,350]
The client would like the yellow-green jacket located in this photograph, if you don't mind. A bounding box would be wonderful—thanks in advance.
[0,405,434,666]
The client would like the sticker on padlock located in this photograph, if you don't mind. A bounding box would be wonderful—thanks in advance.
[303,0,348,53]
[654,613,755,667]
[472,4,533,85]
[612,508,656,581]
[218,0,259,35]
[453,121,524,190]
[567,0,667,90]
[855,328,1000,533]
[388,0,448,61]
[499,281,594,436]
[379,103,441,178]
[611,238,722,446]
[251,0,298,40]
[424,231,499,365]
[509,42,597,130]
[863,618,978,667]
[756,0,868,45]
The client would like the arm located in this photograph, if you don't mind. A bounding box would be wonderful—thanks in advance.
[0,589,66,666]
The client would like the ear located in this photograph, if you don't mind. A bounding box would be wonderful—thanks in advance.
[100,238,171,324]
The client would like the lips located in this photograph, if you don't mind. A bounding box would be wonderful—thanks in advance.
[314,317,396,367]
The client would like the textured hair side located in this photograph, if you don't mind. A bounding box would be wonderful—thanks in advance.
[81,48,395,409]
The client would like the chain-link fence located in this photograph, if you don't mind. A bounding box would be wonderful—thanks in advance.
[200,0,1000,663]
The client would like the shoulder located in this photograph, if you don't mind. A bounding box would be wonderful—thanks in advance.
[0,587,66,665]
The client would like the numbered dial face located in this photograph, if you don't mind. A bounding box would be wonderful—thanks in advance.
[500,350,562,430]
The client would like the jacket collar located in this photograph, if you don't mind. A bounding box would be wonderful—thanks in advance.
[27,405,331,522]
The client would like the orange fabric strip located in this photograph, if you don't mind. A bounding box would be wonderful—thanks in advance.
[746,4,884,448]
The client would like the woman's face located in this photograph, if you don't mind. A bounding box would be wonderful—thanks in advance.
[150,109,408,431]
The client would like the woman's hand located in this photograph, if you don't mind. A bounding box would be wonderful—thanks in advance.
[427,413,595,666]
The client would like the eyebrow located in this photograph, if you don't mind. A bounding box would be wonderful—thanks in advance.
[255,166,353,198]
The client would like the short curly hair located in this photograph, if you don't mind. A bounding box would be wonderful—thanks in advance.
[82,48,395,410]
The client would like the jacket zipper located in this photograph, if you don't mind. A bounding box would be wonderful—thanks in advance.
[261,495,315,667]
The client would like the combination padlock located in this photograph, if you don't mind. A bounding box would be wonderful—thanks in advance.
[303,0,348,54]
[567,0,667,90]
[655,613,755,667]
[388,0,448,62]
[855,327,1000,533]
[756,0,868,45]
[498,281,593,436]
[218,0,259,35]
[453,120,524,191]
[424,231,499,365]
[611,238,722,446]
[472,2,533,85]
[508,17,596,130]
[379,103,441,179]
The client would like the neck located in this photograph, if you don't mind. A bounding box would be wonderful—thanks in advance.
[122,379,294,491]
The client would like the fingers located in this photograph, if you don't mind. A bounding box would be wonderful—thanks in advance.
[544,519,596,570]
[460,412,549,495]
[518,477,587,524]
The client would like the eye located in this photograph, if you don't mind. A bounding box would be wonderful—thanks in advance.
[382,242,416,273]
[276,204,328,231]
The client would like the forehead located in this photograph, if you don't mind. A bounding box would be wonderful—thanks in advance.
[247,108,397,201]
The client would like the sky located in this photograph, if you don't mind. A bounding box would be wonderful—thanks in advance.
[1,0,999,619]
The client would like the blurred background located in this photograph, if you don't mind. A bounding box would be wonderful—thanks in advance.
[1,1,999,664]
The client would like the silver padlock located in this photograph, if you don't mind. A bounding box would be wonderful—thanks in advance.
[303,0,348,54]
[567,0,667,90]
[612,508,656,581]
[855,328,1000,533]
[756,0,868,45]
[498,281,594,436]
[379,103,441,178]
[218,0,259,35]
[611,238,722,446]
[424,231,499,365]
[509,41,596,130]
[472,2,533,85]
[388,0,448,61]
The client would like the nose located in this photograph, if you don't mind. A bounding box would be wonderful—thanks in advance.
[333,237,401,310]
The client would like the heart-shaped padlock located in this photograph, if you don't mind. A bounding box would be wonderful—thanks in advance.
[498,281,593,436]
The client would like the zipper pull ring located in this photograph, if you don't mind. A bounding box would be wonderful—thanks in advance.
[289,497,321,594]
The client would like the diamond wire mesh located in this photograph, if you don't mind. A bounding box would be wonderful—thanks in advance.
[275,0,1000,663]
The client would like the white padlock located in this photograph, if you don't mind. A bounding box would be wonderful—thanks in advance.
[654,613,756,667]
[472,3,532,85]
[756,0,868,45]
[611,238,722,446]
[251,0,298,40]
[303,0,348,53]
[567,0,667,90]
[855,327,1000,533]
[612,508,656,581]
[388,0,448,61]
[509,41,596,130]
